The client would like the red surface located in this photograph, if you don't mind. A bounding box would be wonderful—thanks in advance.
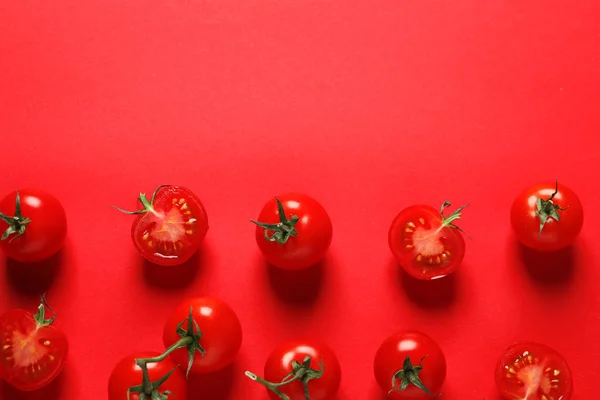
[1,1,599,399]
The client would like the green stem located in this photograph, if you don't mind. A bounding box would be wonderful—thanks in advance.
[33,293,56,329]
[113,185,169,216]
[439,200,470,238]
[389,356,441,397]
[0,190,32,241]
[250,197,300,244]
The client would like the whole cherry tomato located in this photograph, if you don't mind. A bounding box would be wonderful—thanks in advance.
[511,180,583,251]
[374,331,446,399]
[108,351,187,400]
[246,340,341,400]
[0,295,68,391]
[0,189,67,263]
[495,342,573,400]
[116,185,209,266]
[162,297,242,375]
[251,194,333,270]
[389,201,467,280]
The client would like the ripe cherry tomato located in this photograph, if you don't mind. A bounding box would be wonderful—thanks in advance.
[0,296,68,391]
[374,331,446,399]
[246,340,341,400]
[108,351,187,400]
[0,189,67,263]
[251,194,333,270]
[510,180,583,252]
[116,185,209,266]
[162,297,242,375]
[389,201,467,280]
[495,342,572,400]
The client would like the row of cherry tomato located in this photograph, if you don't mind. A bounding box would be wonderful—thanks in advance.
[0,180,583,399]
[0,294,574,399]
[0,179,584,277]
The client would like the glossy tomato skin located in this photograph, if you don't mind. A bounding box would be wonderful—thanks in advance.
[511,182,583,252]
[163,297,242,374]
[495,342,572,400]
[130,185,208,266]
[374,331,446,399]
[263,340,341,400]
[0,309,68,391]
[108,352,187,400]
[389,205,465,280]
[0,189,67,263]
[254,193,332,270]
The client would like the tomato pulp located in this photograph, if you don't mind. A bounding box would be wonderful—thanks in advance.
[495,342,572,400]
[389,202,467,280]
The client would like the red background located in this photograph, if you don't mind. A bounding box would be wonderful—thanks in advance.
[1,0,599,399]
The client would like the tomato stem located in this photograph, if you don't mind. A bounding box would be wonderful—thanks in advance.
[439,201,471,239]
[33,293,56,329]
[250,197,299,244]
[113,185,169,217]
[0,190,32,242]
[245,355,324,400]
[126,307,206,398]
[535,179,569,235]
[389,355,441,397]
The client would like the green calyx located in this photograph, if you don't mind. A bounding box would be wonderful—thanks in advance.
[389,356,441,397]
[536,179,568,235]
[127,308,206,399]
[33,293,56,329]
[439,201,470,238]
[114,185,169,215]
[245,356,324,400]
[0,190,32,241]
[250,197,299,244]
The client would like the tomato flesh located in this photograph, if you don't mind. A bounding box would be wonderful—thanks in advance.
[496,342,572,400]
[0,310,68,391]
[132,186,208,266]
[389,205,465,280]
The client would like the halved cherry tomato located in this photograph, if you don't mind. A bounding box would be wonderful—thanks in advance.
[246,340,341,400]
[251,194,333,270]
[388,201,467,280]
[162,297,242,375]
[495,342,572,400]
[510,180,583,252]
[0,189,67,263]
[116,185,208,266]
[0,295,68,391]
[108,351,187,400]
[374,331,446,400]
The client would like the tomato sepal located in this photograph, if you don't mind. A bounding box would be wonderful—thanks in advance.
[389,356,441,397]
[127,364,180,400]
[32,293,57,328]
[0,190,32,241]
[114,185,169,216]
[439,201,470,238]
[251,197,299,244]
[246,355,325,400]
[535,179,569,235]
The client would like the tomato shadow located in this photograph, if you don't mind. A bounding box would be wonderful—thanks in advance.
[266,259,324,305]
[396,260,457,308]
[517,242,575,285]
[142,246,207,289]
[0,366,64,399]
[187,361,237,399]
[4,250,63,295]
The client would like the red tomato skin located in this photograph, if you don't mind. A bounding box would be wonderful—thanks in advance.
[0,309,68,391]
[162,297,242,374]
[0,189,67,263]
[131,186,208,267]
[495,342,573,400]
[254,193,333,270]
[388,205,465,280]
[108,352,187,400]
[263,340,341,400]
[510,182,583,252]
[374,331,446,400]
